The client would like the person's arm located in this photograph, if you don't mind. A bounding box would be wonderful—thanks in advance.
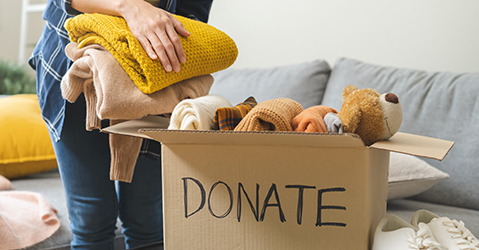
[71,0,189,72]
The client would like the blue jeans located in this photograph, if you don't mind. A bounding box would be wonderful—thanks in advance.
[50,95,163,249]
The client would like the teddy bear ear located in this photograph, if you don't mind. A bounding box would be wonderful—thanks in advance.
[342,85,358,100]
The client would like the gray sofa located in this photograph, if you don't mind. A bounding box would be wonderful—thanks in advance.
[11,57,478,249]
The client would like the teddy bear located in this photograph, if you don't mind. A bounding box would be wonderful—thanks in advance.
[338,85,403,146]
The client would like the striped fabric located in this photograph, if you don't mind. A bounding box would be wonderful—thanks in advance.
[213,97,257,130]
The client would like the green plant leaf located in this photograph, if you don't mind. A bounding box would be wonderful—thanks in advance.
[0,59,36,95]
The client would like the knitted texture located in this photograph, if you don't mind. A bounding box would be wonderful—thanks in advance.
[65,13,238,94]
[61,43,214,123]
[168,95,233,130]
[109,120,142,183]
[234,98,303,132]
[60,43,214,182]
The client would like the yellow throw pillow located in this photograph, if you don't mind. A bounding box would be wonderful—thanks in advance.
[0,95,57,179]
[65,13,238,94]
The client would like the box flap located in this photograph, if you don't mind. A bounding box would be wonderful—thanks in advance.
[101,116,169,139]
[101,116,366,148]
[370,132,454,161]
[140,129,366,148]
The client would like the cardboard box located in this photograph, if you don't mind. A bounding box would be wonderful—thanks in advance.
[104,116,453,250]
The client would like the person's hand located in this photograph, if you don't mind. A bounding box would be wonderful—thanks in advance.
[122,1,190,72]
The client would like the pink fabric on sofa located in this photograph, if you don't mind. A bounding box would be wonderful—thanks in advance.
[0,191,60,250]
[0,175,11,191]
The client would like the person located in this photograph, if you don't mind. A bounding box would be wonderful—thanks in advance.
[28,0,213,249]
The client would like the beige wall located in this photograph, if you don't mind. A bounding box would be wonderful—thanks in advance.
[0,0,46,67]
[208,0,479,73]
[2,0,479,73]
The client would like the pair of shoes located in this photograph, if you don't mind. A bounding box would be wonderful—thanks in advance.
[411,210,479,250]
[373,210,479,250]
[373,214,444,250]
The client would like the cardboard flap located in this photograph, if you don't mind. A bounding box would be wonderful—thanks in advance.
[101,116,170,139]
[140,129,366,148]
[370,132,454,161]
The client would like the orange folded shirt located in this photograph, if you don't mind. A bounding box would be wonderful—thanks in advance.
[292,105,338,133]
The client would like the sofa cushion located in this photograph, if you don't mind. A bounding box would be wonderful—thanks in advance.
[388,152,449,201]
[0,94,57,179]
[209,59,331,109]
[321,57,479,210]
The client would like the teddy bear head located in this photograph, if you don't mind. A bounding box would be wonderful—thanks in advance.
[338,85,402,146]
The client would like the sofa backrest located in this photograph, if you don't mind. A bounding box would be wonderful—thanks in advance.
[321,57,479,210]
[209,60,331,109]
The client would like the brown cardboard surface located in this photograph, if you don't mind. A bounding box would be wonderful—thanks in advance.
[370,132,454,161]
[140,129,365,148]
[101,117,454,250]
[101,115,169,139]
[103,117,454,162]
[159,135,389,250]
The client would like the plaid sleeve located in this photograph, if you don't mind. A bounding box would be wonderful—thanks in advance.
[51,0,82,16]
[213,96,258,131]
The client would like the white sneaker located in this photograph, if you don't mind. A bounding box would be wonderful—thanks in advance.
[411,209,479,250]
[373,214,444,250]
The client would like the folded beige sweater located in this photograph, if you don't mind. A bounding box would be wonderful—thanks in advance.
[61,43,213,182]
[61,42,214,127]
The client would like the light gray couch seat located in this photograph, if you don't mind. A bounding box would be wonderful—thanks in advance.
[388,199,479,231]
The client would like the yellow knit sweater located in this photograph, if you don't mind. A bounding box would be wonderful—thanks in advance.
[65,13,238,94]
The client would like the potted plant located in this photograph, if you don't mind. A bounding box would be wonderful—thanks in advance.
[0,59,36,95]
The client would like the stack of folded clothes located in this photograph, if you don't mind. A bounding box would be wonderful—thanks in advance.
[168,95,343,134]
[61,12,238,183]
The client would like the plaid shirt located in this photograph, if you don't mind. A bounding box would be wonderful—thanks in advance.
[29,0,212,159]
[213,97,258,131]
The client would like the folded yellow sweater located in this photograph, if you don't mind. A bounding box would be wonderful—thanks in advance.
[65,13,238,94]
